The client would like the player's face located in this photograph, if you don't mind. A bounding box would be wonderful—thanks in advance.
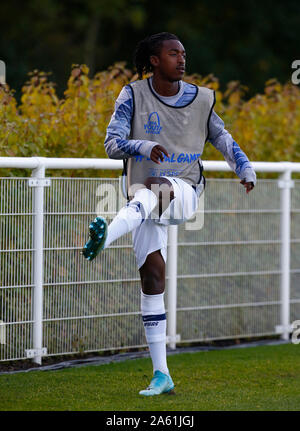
[150,39,186,82]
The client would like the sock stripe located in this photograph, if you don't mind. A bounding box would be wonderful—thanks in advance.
[142,313,166,322]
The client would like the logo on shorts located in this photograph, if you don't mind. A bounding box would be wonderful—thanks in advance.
[144,112,162,134]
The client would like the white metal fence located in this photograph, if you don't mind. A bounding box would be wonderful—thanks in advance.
[0,157,300,364]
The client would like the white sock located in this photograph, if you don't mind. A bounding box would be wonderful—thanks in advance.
[104,187,157,248]
[148,341,169,377]
[141,290,169,376]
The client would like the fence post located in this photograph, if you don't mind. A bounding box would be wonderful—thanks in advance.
[30,161,46,364]
[278,168,293,340]
[167,225,178,349]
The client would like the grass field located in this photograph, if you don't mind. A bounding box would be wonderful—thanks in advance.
[0,343,299,411]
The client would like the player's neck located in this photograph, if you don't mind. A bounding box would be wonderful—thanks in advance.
[151,76,180,97]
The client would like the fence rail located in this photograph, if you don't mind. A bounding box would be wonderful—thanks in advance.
[0,157,300,364]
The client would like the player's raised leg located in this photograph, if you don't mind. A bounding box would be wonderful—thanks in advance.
[82,185,157,261]
[82,176,174,261]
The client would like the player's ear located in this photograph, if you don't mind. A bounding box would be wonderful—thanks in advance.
[150,55,159,68]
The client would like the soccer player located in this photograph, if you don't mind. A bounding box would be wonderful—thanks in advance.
[82,32,256,396]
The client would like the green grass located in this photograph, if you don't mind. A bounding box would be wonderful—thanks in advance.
[0,344,300,411]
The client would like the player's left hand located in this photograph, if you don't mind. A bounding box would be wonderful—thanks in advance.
[240,180,254,194]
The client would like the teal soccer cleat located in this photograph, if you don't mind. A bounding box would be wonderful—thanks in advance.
[81,216,107,261]
[139,370,175,396]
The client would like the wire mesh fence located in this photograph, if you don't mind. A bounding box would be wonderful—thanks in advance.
[0,176,299,362]
[177,179,282,342]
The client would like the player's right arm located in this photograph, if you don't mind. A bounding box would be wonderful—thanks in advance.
[104,86,167,164]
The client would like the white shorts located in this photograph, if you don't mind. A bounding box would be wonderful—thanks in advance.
[132,177,201,269]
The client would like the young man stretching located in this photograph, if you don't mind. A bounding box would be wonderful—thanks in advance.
[82,32,256,396]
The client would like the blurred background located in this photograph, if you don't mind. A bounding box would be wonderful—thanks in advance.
[0,0,299,170]
[1,0,299,98]
[0,0,300,370]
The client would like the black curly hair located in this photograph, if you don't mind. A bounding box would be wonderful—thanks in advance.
[133,32,180,79]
